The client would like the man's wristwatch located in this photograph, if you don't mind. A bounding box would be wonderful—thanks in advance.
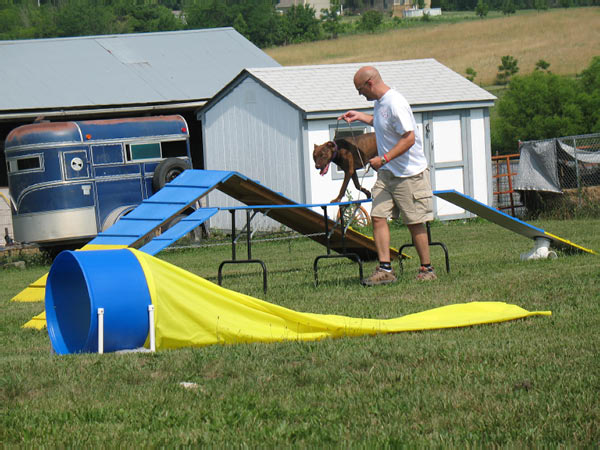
[380,156,386,165]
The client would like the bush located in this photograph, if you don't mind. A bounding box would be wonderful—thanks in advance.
[357,10,383,33]
[465,67,477,82]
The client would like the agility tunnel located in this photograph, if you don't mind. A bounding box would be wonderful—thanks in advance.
[45,248,551,355]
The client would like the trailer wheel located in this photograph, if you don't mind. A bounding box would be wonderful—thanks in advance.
[152,158,191,192]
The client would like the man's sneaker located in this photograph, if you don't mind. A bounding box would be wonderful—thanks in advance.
[361,266,397,286]
[416,266,437,281]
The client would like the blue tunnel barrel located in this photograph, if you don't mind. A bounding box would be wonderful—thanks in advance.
[45,249,152,355]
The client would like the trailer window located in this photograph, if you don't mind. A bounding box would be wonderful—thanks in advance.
[92,144,124,165]
[161,140,188,158]
[8,155,43,174]
[127,143,161,161]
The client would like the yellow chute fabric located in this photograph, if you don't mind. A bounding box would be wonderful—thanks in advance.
[130,249,551,350]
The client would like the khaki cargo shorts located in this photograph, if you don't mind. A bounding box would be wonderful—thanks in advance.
[370,168,434,225]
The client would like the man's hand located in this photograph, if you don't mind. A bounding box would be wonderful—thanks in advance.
[338,110,374,125]
[369,155,384,171]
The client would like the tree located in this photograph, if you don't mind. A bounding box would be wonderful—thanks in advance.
[357,9,382,33]
[234,0,281,48]
[279,4,322,45]
[123,4,183,33]
[55,3,116,37]
[475,0,488,17]
[183,0,231,29]
[501,0,516,14]
[534,59,550,72]
[465,67,477,82]
[576,56,600,132]
[233,12,248,38]
[491,71,587,154]
[343,0,365,14]
[321,0,342,39]
[495,55,519,85]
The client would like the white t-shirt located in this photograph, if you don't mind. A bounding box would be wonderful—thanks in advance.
[373,88,428,177]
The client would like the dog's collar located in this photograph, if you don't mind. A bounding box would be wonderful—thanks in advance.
[331,141,338,160]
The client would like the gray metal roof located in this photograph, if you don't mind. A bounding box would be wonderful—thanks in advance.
[0,28,279,116]
[245,59,496,114]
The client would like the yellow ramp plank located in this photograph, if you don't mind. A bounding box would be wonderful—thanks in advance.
[22,310,46,330]
[11,273,48,302]
[543,232,597,255]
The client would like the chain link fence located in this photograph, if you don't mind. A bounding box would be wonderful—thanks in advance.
[512,132,600,216]
[555,134,600,190]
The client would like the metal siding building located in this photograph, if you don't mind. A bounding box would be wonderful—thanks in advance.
[199,59,496,230]
[0,28,280,244]
[0,28,279,118]
[201,76,305,230]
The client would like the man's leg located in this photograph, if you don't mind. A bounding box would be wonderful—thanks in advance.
[373,216,391,262]
[361,216,397,286]
[408,222,436,280]
[407,222,430,266]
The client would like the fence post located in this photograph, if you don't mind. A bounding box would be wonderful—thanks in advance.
[572,137,581,204]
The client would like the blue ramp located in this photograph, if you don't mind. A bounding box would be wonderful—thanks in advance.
[91,169,396,260]
[434,190,596,254]
[89,170,235,254]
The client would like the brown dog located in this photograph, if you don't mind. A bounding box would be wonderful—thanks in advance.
[313,132,378,203]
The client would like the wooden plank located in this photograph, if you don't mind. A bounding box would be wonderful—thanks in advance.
[218,174,398,261]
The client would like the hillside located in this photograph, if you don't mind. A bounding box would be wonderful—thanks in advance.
[265,8,600,86]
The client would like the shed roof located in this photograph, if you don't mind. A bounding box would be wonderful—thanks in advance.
[240,59,495,116]
[0,28,279,118]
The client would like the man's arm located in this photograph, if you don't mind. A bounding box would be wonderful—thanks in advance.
[369,130,415,171]
[338,110,373,125]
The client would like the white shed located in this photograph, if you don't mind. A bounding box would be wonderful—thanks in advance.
[198,59,496,230]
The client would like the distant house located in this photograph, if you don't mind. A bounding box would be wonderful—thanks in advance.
[198,59,496,231]
[0,28,280,243]
[276,0,332,17]
[392,0,433,16]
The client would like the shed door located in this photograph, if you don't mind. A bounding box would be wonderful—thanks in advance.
[426,112,469,218]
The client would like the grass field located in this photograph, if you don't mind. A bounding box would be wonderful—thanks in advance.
[1,218,598,445]
[266,7,600,86]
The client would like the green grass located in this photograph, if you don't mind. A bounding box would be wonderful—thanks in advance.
[1,218,599,445]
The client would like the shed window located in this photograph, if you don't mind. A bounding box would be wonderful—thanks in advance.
[328,126,373,181]
[332,127,369,140]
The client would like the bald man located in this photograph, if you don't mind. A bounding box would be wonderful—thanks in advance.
[339,66,436,284]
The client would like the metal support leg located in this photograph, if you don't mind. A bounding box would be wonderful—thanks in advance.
[218,209,268,294]
[313,205,363,286]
